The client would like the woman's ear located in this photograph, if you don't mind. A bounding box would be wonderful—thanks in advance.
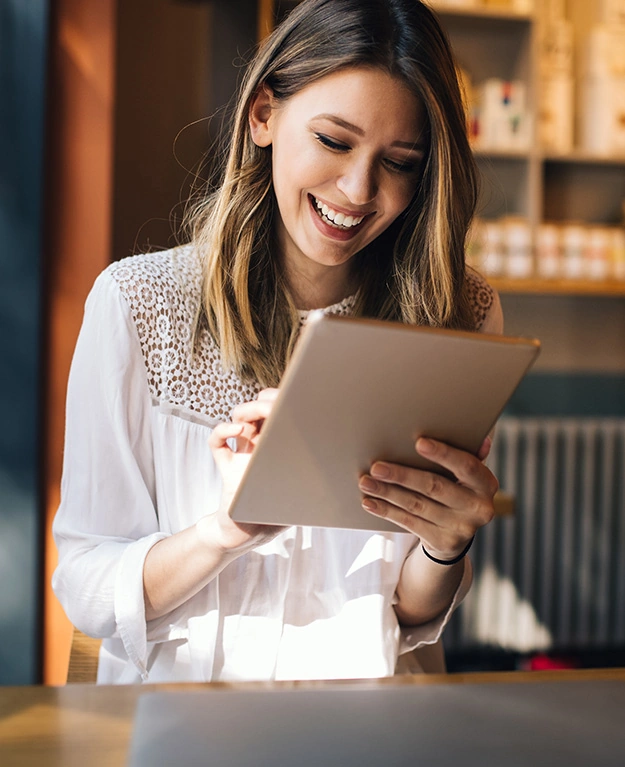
[249,85,275,148]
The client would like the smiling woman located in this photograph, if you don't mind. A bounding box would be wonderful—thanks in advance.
[51,0,503,686]
[248,67,426,308]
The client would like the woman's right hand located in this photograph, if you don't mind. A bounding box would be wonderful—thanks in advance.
[202,388,286,553]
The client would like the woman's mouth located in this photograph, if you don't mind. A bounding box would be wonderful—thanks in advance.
[310,195,368,231]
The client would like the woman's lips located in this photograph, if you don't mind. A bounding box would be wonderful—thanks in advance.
[308,194,371,241]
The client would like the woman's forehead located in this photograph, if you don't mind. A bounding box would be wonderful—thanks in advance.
[278,67,425,140]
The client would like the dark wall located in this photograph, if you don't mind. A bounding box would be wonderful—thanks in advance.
[0,0,49,684]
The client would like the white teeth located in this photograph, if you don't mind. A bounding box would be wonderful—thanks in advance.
[314,197,364,229]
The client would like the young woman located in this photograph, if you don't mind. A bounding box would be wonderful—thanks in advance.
[53,0,503,684]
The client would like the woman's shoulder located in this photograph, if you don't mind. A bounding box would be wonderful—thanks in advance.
[100,246,211,403]
[465,267,502,333]
[105,245,203,309]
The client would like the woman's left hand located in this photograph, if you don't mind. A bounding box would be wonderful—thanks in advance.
[358,436,497,561]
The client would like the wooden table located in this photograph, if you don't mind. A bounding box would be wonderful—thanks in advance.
[2,668,625,767]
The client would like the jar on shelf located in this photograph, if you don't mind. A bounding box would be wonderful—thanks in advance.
[536,223,562,279]
[561,224,587,280]
[586,227,611,280]
[503,217,533,278]
[611,228,625,280]
[481,219,506,277]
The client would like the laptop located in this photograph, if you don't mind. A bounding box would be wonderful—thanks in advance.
[127,680,625,767]
[229,312,540,533]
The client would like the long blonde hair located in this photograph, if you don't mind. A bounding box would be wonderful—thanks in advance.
[187,0,478,387]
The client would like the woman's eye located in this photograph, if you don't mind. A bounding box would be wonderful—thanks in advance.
[385,158,419,174]
[315,133,349,152]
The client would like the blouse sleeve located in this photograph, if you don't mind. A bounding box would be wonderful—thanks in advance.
[52,270,167,680]
[479,288,504,335]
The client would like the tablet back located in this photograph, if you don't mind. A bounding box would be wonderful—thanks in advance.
[230,313,540,533]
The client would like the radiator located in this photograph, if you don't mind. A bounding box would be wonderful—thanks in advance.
[445,417,625,653]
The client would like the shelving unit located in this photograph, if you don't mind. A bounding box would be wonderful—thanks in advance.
[489,277,625,296]
[258,1,625,302]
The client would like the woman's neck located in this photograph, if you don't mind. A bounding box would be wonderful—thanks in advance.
[286,261,357,311]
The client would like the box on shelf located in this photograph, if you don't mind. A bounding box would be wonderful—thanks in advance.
[598,0,625,25]
[536,0,565,21]
[538,18,574,76]
[582,25,625,79]
[473,79,530,151]
[579,76,625,155]
[539,75,573,153]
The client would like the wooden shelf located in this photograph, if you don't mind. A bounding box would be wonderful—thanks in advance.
[542,152,625,168]
[473,147,533,160]
[490,278,625,296]
[433,5,532,22]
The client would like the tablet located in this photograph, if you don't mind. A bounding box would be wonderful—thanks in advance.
[229,312,540,533]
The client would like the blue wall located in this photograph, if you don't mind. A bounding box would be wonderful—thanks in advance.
[506,373,625,417]
[0,0,49,684]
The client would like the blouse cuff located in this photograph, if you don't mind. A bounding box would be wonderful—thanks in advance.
[114,532,168,680]
[397,556,473,655]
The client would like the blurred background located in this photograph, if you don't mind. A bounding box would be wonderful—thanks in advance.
[2,0,625,685]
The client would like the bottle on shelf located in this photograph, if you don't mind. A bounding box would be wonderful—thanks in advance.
[578,23,625,156]
[537,16,574,154]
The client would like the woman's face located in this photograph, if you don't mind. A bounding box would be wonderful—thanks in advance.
[250,66,427,305]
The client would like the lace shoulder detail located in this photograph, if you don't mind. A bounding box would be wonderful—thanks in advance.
[108,247,262,419]
[465,268,495,330]
[107,248,359,420]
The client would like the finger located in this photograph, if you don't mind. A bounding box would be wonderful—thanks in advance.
[231,398,275,424]
[477,435,492,462]
[360,494,447,538]
[415,438,499,497]
[209,423,245,471]
[208,422,244,451]
[364,463,470,513]
[359,473,463,529]
[361,487,492,548]
[360,481,447,526]
[234,422,261,453]
[257,388,280,401]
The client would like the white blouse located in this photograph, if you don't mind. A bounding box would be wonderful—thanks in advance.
[52,247,502,684]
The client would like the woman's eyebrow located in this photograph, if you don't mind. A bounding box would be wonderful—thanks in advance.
[313,113,365,135]
[311,113,425,152]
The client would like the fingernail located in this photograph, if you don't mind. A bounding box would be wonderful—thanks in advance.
[362,498,378,512]
[417,437,434,455]
[371,463,390,479]
[359,476,377,492]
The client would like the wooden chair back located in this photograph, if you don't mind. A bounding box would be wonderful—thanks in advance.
[66,627,101,684]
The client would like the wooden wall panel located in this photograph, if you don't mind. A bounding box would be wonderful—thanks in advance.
[43,0,117,685]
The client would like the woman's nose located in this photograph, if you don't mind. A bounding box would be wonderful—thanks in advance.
[336,158,378,206]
